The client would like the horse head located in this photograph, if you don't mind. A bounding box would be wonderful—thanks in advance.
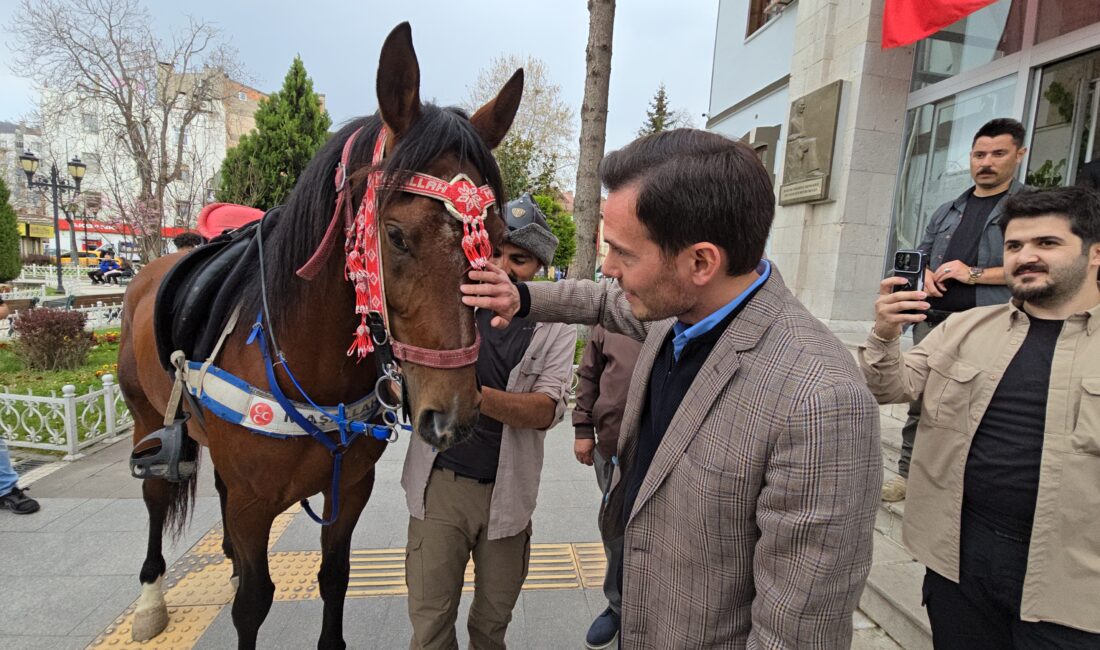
[370,23,522,449]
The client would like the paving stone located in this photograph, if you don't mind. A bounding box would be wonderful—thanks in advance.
[0,634,90,650]
[532,506,601,543]
[0,498,89,533]
[0,575,131,636]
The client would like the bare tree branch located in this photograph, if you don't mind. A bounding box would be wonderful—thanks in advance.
[9,0,245,260]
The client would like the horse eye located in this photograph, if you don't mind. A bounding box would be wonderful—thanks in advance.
[387,228,409,253]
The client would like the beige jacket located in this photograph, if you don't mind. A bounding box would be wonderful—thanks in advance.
[859,300,1100,633]
[402,320,576,540]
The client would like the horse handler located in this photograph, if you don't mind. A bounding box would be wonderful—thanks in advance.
[401,194,577,650]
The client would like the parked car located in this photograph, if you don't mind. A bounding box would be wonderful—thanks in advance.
[55,250,107,267]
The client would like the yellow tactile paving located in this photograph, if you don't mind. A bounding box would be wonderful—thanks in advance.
[166,560,235,607]
[348,549,408,597]
[522,544,581,590]
[88,605,223,648]
[270,551,322,601]
[91,499,606,648]
[573,542,608,589]
[188,525,225,557]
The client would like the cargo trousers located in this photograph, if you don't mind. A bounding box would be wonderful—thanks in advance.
[406,467,531,650]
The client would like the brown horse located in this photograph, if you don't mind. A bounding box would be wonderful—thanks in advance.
[116,23,522,650]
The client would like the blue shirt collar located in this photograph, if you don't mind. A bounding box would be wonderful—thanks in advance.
[671,259,771,361]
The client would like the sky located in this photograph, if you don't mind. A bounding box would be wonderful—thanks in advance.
[0,0,719,163]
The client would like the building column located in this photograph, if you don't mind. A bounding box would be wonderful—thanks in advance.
[770,0,913,330]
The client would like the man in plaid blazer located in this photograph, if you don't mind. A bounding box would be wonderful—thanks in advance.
[463,129,881,648]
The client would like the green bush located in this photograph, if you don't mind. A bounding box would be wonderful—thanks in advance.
[12,307,93,370]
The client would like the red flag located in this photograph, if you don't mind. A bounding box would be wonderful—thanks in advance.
[882,0,1000,48]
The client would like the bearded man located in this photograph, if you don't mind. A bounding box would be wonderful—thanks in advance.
[861,185,1100,648]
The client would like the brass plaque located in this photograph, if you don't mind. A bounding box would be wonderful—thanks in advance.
[779,81,843,206]
[779,177,828,204]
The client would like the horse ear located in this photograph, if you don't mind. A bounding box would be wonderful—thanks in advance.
[470,68,524,150]
[376,22,422,140]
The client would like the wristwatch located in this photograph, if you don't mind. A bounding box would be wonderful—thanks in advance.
[967,267,984,284]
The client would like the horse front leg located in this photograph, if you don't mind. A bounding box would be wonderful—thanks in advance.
[226,498,277,650]
[317,468,376,650]
[132,479,171,641]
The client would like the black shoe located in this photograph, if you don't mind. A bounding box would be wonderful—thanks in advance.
[585,606,620,649]
[0,486,40,514]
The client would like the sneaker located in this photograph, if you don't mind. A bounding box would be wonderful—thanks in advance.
[881,476,907,502]
[0,486,40,514]
[585,606,620,649]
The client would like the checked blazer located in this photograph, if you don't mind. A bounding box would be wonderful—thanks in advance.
[527,268,881,648]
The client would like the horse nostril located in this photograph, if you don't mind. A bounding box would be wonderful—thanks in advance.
[417,409,454,443]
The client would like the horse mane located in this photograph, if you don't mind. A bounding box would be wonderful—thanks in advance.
[237,105,505,327]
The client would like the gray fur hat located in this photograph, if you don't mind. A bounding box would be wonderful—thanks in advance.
[503,193,559,268]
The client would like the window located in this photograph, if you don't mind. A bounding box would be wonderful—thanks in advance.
[746,0,790,37]
[178,164,191,183]
[1026,49,1100,187]
[911,0,1025,91]
[81,152,101,174]
[181,126,191,146]
[176,200,191,223]
[237,90,247,101]
[1036,0,1100,44]
[892,76,1017,256]
[82,112,99,133]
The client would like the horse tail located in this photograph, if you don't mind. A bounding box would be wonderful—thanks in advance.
[164,433,200,541]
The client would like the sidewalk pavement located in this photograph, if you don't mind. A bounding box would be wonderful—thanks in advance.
[1,414,902,649]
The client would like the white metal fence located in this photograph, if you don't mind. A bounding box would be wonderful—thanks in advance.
[17,264,88,281]
[0,374,133,459]
[0,286,47,301]
[1,302,123,340]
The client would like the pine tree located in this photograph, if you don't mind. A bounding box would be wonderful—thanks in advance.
[217,56,332,209]
[638,83,677,137]
[0,177,21,282]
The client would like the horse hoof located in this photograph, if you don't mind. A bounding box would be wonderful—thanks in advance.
[229,575,239,590]
[131,605,169,642]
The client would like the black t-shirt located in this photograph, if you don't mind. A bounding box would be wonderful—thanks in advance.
[929,189,1005,313]
[433,308,535,481]
[962,313,1063,538]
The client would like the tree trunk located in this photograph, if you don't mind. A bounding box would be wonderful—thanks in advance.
[572,0,616,283]
[66,215,79,267]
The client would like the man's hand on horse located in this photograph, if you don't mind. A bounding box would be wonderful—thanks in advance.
[461,262,520,329]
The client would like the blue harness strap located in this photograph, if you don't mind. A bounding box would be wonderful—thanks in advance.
[247,312,388,525]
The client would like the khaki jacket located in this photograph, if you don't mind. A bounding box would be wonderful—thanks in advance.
[402,320,576,540]
[529,269,881,648]
[859,301,1100,633]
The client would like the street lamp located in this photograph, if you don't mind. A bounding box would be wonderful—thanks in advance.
[19,151,86,293]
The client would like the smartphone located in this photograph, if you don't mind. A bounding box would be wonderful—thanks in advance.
[891,249,927,314]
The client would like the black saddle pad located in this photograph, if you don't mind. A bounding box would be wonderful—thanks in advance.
[153,207,282,371]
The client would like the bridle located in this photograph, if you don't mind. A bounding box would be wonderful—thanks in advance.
[296,125,495,369]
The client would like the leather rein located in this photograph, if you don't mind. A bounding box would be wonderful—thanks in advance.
[295,125,494,369]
